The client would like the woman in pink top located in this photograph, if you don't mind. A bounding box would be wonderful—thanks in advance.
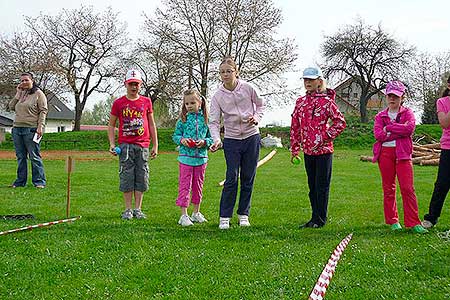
[422,76,450,228]
[373,80,427,233]
[209,56,264,230]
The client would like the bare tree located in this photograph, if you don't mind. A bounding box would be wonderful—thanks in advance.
[0,32,67,109]
[216,0,297,84]
[141,0,297,114]
[25,6,128,131]
[321,19,415,123]
[143,0,219,99]
[406,51,450,124]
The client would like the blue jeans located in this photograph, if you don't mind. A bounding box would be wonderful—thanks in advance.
[220,134,260,218]
[12,127,46,187]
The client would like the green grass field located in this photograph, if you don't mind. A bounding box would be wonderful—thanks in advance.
[0,149,449,299]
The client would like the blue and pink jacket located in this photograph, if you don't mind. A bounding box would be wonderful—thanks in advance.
[173,110,213,166]
[372,106,416,162]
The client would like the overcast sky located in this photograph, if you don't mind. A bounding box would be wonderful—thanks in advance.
[1,0,449,125]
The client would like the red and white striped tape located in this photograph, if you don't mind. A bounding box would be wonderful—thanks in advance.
[0,216,81,236]
[309,233,353,300]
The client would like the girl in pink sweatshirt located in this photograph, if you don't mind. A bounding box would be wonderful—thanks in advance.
[209,56,264,230]
[373,80,427,233]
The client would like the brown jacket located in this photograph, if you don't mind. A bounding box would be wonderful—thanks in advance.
[9,89,48,128]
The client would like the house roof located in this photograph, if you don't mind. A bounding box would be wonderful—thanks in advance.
[0,111,14,126]
[46,92,75,120]
[334,76,385,97]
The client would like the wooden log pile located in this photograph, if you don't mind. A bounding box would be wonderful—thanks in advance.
[412,143,441,165]
[360,143,441,166]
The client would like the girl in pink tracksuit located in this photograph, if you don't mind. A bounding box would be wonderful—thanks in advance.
[372,80,427,233]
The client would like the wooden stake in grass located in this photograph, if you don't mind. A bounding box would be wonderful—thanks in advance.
[65,156,75,218]
[218,149,277,186]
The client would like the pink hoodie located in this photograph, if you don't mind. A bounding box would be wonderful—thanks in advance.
[372,106,415,162]
[209,80,264,141]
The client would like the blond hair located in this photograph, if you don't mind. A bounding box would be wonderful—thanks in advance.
[220,56,240,78]
[318,78,327,93]
[179,89,208,123]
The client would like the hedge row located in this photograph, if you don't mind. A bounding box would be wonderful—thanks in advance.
[0,122,442,152]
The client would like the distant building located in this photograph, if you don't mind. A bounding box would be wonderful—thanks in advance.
[334,77,386,114]
[45,92,75,132]
[0,91,74,133]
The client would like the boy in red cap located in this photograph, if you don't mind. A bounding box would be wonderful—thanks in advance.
[107,69,158,220]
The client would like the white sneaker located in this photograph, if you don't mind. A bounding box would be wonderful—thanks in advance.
[237,214,250,227]
[191,212,208,223]
[178,215,193,227]
[121,209,133,220]
[421,220,434,229]
[219,217,230,230]
[132,208,147,219]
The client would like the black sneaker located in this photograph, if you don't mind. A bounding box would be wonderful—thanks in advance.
[300,220,324,228]
[311,223,324,228]
[300,220,314,228]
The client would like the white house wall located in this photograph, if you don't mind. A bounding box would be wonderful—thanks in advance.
[45,120,74,133]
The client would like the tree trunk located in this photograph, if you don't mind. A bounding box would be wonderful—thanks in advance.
[359,95,370,123]
[359,101,368,123]
[73,95,82,131]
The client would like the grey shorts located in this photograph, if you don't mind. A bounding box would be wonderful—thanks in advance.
[118,144,149,192]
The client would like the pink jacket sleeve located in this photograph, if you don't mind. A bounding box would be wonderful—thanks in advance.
[251,87,265,124]
[208,94,222,142]
[384,109,415,137]
[290,105,301,156]
[323,101,346,141]
[373,113,389,142]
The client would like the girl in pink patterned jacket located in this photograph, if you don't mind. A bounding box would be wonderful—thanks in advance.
[290,67,346,228]
[372,80,427,234]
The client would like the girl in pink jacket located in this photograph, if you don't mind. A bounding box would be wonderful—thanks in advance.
[373,80,427,233]
[290,67,346,228]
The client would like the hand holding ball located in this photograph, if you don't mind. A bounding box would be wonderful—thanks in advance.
[114,147,121,155]
[186,139,197,148]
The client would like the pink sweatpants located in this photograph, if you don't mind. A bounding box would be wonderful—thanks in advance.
[176,163,207,208]
[378,147,421,227]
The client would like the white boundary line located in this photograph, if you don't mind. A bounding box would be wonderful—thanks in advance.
[218,149,277,186]
[0,216,81,236]
[309,233,353,300]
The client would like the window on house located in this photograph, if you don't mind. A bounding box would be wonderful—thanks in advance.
[342,93,350,98]
[57,126,66,132]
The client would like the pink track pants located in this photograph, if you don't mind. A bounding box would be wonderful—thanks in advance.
[176,163,207,208]
[378,147,421,227]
